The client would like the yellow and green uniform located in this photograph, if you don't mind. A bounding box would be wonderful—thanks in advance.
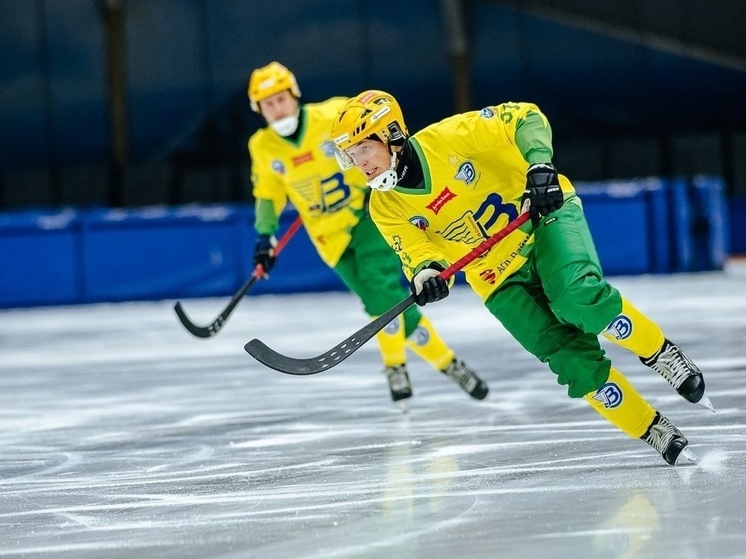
[371,103,563,300]
[251,98,367,267]
[249,98,455,370]
[371,102,667,437]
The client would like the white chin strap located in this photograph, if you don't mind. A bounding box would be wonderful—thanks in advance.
[270,114,299,136]
[367,152,398,191]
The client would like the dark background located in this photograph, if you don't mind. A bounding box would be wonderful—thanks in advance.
[2,0,745,210]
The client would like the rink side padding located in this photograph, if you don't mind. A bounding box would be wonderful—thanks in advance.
[0,177,733,308]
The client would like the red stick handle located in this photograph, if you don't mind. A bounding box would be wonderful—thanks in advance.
[440,212,531,281]
[272,216,303,255]
[253,216,303,277]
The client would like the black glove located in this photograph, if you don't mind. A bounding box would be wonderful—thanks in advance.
[410,263,449,306]
[254,234,276,275]
[521,163,563,227]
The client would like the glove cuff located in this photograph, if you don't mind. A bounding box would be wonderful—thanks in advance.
[256,234,277,249]
[527,162,556,173]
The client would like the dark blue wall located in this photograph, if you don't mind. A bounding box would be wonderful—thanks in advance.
[2,0,746,169]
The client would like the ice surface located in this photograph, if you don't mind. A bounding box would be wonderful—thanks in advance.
[1,262,745,558]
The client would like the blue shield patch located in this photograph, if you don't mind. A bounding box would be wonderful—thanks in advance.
[455,162,476,185]
[593,382,623,409]
[604,315,633,340]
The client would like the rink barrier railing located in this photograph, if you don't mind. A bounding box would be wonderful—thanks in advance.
[0,175,734,309]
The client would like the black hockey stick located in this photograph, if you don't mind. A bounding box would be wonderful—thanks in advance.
[174,216,303,338]
[245,211,531,374]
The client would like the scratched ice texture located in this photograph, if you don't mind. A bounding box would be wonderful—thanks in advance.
[1,262,745,558]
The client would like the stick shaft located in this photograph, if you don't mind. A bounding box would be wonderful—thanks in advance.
[245,212,530,374]
[174,216,303,338]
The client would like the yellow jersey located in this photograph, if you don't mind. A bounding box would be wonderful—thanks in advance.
[369,102,575,300]
[250,98,369,266]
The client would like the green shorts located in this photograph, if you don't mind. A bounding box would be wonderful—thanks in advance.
[485,197,623,397]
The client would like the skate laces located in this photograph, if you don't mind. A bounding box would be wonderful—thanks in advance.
[646,342,700,390]
[643,415,680,455]
[385,365,410,392]
[443,360,479,392]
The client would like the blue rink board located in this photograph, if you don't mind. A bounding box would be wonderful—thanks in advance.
[0,177,732,308]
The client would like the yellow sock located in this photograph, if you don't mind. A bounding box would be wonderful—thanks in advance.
[375,315,407,367]
[601,296,665,359]
[405,316,455,371]
[584,367,656,438]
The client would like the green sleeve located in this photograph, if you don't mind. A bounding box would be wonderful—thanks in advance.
[254,198,279,236]
[515,111,553,164]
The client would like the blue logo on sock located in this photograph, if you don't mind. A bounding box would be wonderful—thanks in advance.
[604,315,632,340]
[593,382,623,408]
[409,326,430,346]
[384,317,400,335]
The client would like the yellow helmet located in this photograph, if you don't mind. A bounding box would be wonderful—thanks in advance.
[247,61,301,112]
[331,90,408,151]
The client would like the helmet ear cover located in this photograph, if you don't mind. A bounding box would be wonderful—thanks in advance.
[387,123,406,146]
[248,61,301,112]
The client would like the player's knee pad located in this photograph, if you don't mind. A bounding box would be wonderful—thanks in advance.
[542,332,609,398]
[549,273,621,334]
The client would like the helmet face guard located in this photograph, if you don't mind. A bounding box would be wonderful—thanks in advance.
[248,61,301,112]
[333,142,399,191]
[333,144,355,171]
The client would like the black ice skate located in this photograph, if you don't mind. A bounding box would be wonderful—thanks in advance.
[641,412,696,466]
[441,359,489,400]
[384,365,412,404]
[641,339,714,411]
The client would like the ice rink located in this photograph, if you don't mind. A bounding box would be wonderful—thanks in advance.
[2,261,746,559]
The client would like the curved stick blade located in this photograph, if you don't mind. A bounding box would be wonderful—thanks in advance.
[174,275,259,338]
[173,216,302,340]
[245,295,416,375]
[173,301,218,338]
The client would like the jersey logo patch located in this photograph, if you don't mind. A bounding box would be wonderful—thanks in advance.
[603,315,633,340]
[455,162,476,185]
[321,141,336,157]
[426,187,457,215]
[593,382,623,409]
[292,152,314,166]
[271,160,286,175]
[409,216,429,231]
[480,107,495,118]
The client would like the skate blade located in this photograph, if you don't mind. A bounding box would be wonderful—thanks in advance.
[697,393,715,413]
[396,400,410,414]
[675,446,698,466]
